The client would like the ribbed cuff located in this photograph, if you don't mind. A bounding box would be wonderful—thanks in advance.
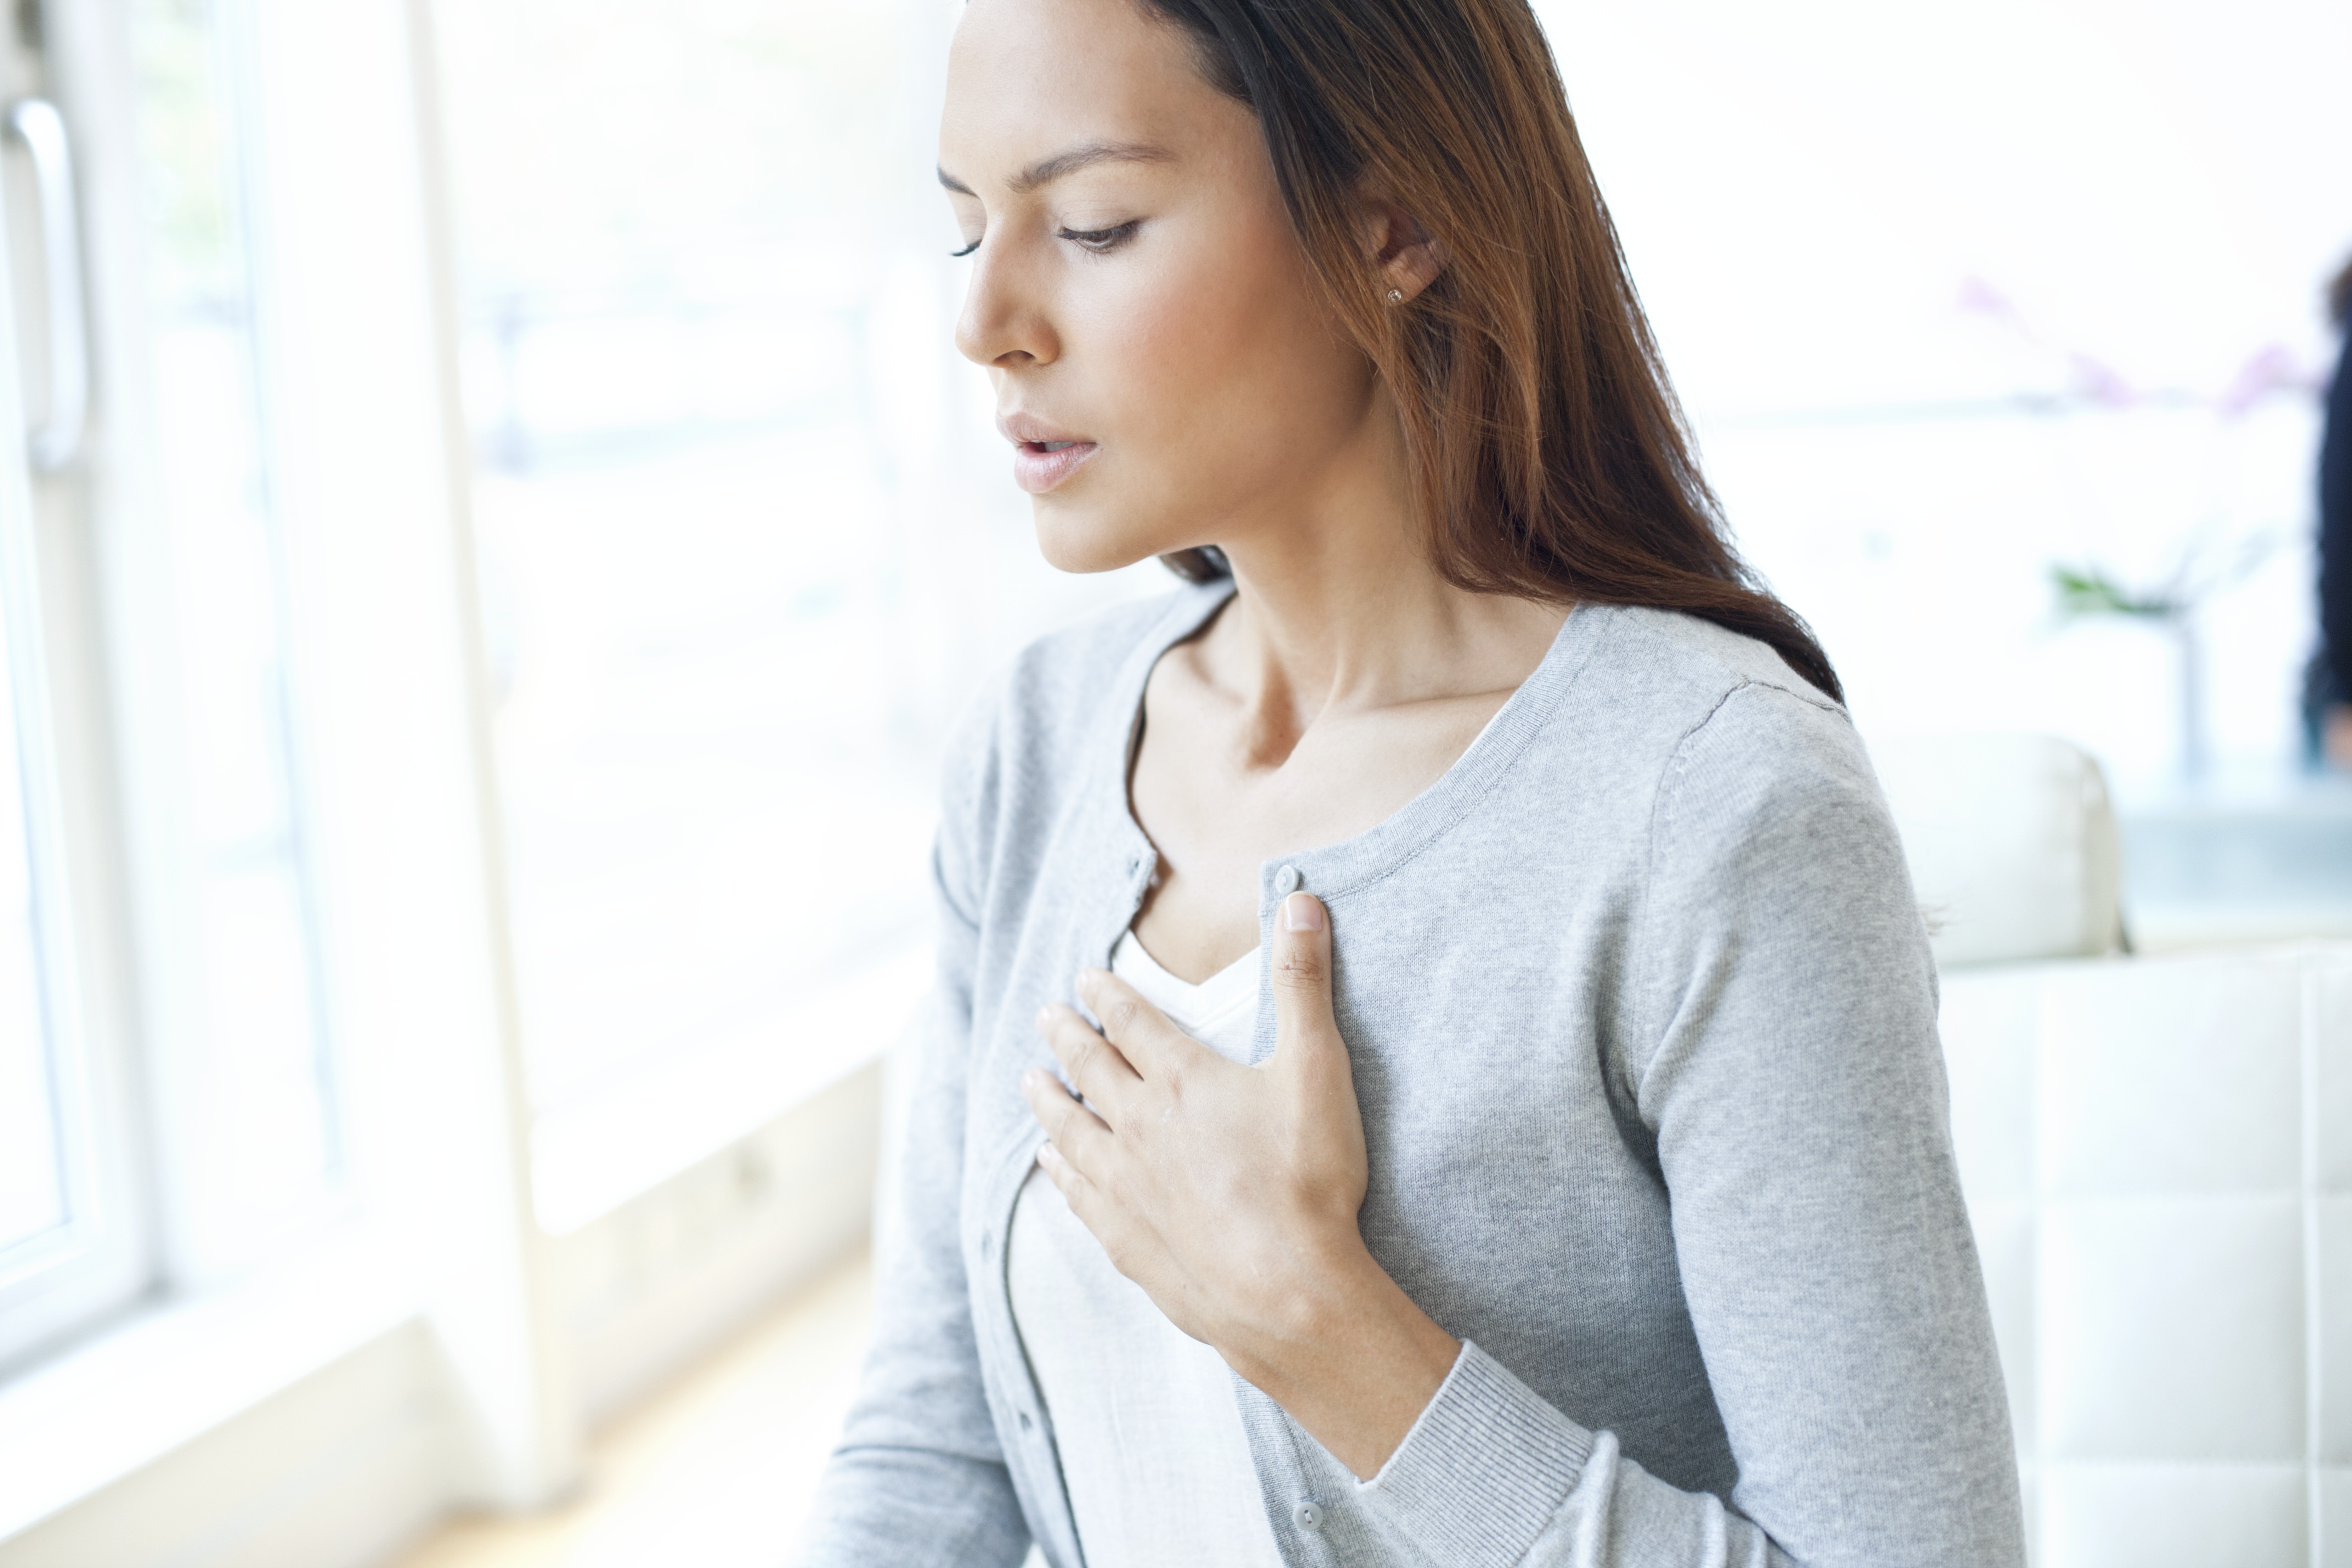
[1356,1340,1594,1568]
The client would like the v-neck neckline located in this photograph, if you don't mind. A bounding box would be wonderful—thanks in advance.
[1110,927,1259,1030]
[1097,580,1607,911]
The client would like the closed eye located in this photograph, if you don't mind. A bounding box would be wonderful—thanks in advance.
[950,237,981,258]
[1057,221,1141,255]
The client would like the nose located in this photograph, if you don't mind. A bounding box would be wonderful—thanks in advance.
[954,238,1058,371]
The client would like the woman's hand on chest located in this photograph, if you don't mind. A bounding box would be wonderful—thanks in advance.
[1022,893,1462,1480]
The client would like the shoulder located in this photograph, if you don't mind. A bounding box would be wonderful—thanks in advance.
[1595,611,1908,953]
[933,583,1220,880]
[1571,605,1883,867]
[1003,584,1215,734]
[941,584,1213,786]
[1590,603,1843,723]
[1598,615,1931,1079]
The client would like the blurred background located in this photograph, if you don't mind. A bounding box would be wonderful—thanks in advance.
[0,0,2344,1564]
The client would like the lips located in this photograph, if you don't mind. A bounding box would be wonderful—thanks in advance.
[998,411,1098,495]
[1010,439,1097,494]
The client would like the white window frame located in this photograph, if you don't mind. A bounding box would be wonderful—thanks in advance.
[0,339,149,1372]
[0,31,152,1373]
[0,0,563,1467]
[68,0,358,1305]
[0,0,958,1551]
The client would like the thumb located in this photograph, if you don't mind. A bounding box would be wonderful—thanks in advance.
[1271,892,1346,1085]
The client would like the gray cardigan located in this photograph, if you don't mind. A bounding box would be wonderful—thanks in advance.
[799,582,2026,1568]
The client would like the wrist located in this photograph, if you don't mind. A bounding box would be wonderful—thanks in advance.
[1217,1230,1376,1374]
[1221,1234,1460,1480]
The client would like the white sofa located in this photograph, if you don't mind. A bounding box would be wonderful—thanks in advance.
[1873,733,2352,1568]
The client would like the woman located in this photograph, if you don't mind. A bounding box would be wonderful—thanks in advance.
[802,0,2024,1563]
[2313,255,2352,764]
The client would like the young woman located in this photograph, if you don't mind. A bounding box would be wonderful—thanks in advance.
[802,0,2025,1563]
[2312,255,2352,764]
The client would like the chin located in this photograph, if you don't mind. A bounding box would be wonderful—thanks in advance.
[1029,496,1182,577]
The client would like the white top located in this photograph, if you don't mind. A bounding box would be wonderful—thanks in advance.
[1006,929,1284,1568]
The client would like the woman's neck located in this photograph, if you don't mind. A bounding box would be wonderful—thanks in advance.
[1206,505,1567,768]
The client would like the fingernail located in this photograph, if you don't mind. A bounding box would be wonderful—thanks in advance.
[1036,1004,1052,1031]
[1282,892,1324,932]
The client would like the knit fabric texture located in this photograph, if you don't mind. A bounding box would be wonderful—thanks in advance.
[797,582,2027,1568]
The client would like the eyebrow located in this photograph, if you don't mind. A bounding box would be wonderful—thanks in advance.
[937,139,1176,198]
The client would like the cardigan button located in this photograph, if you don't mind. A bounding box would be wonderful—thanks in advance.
[1274,865,1300,895]
[1293,1500,1323,1531]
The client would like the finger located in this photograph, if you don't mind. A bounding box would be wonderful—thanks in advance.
[1073,968,1199,1084]
[1035,1141,1152,1283]
[1036,1138,1107,1211]
[1271,892,1348,1085]
[1037,1002,1140,1124]
[1022,1065,1117,1170]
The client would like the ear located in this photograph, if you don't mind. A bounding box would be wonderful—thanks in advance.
[1358,193,1447,306]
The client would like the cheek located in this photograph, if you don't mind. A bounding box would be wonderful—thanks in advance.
[1087,243,1365,492]
[1026,210,1371,574]
[1070,265,1244,442]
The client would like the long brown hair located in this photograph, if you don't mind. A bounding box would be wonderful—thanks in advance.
[1144,0,1842,701]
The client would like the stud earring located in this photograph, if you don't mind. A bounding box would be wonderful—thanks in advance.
[1386,288,1404,305]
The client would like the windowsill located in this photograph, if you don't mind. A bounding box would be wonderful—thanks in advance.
[0,1225,418,1545]
[530,941,932,1235]
[0,939,935,1544]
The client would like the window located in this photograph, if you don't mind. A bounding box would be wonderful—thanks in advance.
[435,0,1161,1131]
[0,0,344,1366]
[128,0,341,1282]
[0,584,65,1267]
[0,321,129,1370]
[438,0,934,1120]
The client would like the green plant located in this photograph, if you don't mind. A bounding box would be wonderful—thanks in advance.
[2048,564,2180,619]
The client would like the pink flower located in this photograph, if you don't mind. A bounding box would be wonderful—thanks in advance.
[2068,351,2134,408]
[2214,343,2307,417]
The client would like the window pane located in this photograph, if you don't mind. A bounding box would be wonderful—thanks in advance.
[439,0,937,1111]
[130,0,339,1254]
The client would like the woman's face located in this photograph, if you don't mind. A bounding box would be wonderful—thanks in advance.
[940,0,1383,574]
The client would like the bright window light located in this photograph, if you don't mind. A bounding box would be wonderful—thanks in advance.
[132,0,341,1267]
[436,0,940,1113]
[1539,0,2347,791]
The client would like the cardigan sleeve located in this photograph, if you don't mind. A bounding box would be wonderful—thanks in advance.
[1353,681,2026,1568]
[794,696,1034,1568]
